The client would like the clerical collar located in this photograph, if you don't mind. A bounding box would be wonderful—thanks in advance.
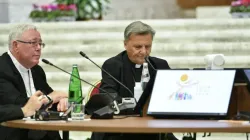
[8,50,30,73]
[124,52,142,69]
[135,64,142,68]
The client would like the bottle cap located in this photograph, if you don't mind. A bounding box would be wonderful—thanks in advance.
[73,64,78,67]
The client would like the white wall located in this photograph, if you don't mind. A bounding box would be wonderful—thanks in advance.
[0,0,191,23]
[0,0,53,23]
[103,0,184,20]
[0,0,9,23]
[8,0,53,23]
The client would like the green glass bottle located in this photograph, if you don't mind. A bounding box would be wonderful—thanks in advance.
[68,64,83,104]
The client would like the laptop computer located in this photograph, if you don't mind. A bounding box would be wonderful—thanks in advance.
[243,69,250,92]
[147,70,236,119]
[133,68,189,115]
[244,69,250,82]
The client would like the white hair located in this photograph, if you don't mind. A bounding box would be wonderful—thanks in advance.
[8,24,37,49]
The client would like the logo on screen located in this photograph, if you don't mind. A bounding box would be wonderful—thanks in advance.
[168,74,199,100]
[177,74,194,86]
[174,92,192,100]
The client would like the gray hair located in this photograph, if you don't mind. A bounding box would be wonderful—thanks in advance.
[124,21,155,41]
[8,24,37,49]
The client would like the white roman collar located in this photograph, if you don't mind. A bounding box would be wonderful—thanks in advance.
[135,64,141,68]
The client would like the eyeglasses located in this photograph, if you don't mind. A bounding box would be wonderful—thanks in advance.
[16,40,45,48]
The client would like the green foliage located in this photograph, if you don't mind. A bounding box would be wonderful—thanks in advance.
[47,10,60,20]
[56,0,75,5]
[29,10,48,18]
[60,10,75,16]
[29,10,73,20]
[55,0,110,20]
[29,0,109,21]
[230,5,250,13]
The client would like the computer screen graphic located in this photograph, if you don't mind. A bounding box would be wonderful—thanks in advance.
[147,70,236,116]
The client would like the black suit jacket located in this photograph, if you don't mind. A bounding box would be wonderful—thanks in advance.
[100,50,170,98]
[93,51,171,140]
[0,105,23,123]
[0,52,60,140]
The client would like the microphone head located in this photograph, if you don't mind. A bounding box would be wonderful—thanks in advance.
[144,56,149,62]
[144,56,157,71]
[79,51,88,59]
[42,59,52,65]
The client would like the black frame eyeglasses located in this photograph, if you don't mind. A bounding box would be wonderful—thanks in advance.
[16,40,45,48]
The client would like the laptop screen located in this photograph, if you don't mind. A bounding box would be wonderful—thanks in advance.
[147,70,236,118]
[244,70,250,82]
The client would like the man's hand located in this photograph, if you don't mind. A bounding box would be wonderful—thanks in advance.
[48,91,68,112]
[48,91,68,104]
[57,98,68,112]
[21,91,48,117]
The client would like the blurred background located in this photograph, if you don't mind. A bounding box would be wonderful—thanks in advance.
[0,0,235,22]
[0,0,249,139]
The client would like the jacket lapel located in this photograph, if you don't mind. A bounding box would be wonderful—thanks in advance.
[148,57,157,78]
[121,52,135,97]
[4,53,27,98]
[31,68,39,91]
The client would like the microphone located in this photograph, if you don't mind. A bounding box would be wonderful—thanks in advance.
[144,56,156,71]
[42,59,112,98]
[41,59,120,119]
[79,51,137,104]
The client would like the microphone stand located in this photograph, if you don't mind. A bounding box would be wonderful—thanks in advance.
[42,59,120,119]
[79,51,137,104]
[144,56,157,71]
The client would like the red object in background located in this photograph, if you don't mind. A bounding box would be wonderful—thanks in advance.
[90,82,101,97]
[68,4,77,11]
[86,80,102,102]
[41,5,49,11]
[242,0,250,5]
[58,4,68,11]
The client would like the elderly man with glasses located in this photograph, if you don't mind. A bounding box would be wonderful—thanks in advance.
[0,24,68,140]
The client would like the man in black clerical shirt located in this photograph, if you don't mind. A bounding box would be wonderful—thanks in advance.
[91,21,178,140]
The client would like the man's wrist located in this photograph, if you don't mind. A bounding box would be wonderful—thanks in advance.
[46,95,52,100]
[47,94,55,103]
[21,107,28,117]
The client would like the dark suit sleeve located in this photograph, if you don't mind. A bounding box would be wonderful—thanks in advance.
[33,65,53,94]
[33,65,58,111]
[41,70,53,94]
[151,57,171,70]
[0,74,28,106]
[0,104,24,123]
[161,60,171,69]
[100,58,121,96]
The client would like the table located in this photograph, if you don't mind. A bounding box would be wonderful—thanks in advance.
[2,84,250,140]
[2,116,250,140]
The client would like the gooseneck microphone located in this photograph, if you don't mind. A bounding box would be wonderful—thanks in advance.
[41,59,120,119]
[79,51,136,103]
[42,59,109,96]
[144,56,156,71]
